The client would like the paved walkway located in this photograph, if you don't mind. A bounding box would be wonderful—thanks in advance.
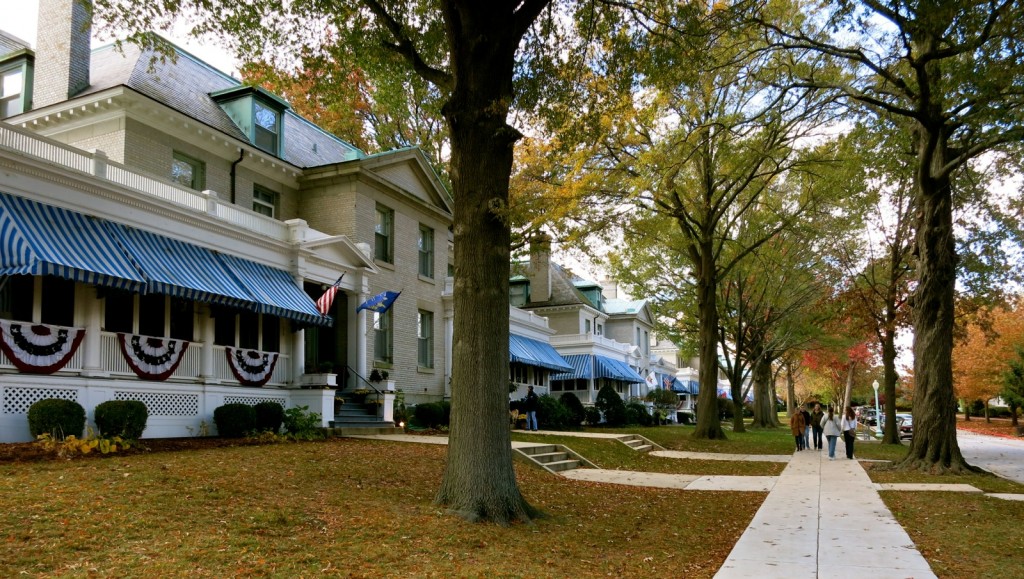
[956,430,1024,484]
[714,449,936,579]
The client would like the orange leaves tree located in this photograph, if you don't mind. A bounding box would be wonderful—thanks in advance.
[953,302,1024,422]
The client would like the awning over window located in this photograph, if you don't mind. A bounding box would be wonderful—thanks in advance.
[551,354,644,383]
[217,253,327,326]
[509,334,573,372]
[0,191,330,326]
[0,191,146,291]
[110,225,254,309]
[594,355,645,383]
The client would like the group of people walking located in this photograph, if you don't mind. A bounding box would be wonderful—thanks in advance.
[789,402,858,460]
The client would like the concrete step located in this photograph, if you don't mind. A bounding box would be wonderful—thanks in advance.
[618,434,663,453]
[544,459,581,472]
[513,443,596,475]
[516,444,560,456]
[327,425,403,436]
[530,451,571,464]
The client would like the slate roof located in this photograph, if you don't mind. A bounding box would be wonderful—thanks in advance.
[519,262,600,309]
[0,31,31,59]
[74,39,363,168]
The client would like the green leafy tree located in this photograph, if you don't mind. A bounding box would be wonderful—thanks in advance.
[1002,346,1024,428]
[755,0,1024,473]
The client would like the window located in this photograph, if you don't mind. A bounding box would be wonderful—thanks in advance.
[254,100,280,154]
[418,225,434,278]
[0,275,32,322]
[2,276,73,326]
[212,307,280,352]
[374,309,393,363]
[418,309,433,368]
[103,293,195,340]
[138,293,165,337]
[596,323,603,336]
[509,282,528,307]
[585,319,591,333]
[374,204,394,263]
[252,185,277,218]
[1,66,25,119]
[171,151,205,190]
[511,362,528,384]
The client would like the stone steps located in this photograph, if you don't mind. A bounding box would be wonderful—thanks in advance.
[514,443,596,474]
[618,434,663,453]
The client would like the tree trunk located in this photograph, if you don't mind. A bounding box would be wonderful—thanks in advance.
[899,140,975,473]
[786,361,796,417]
[984,400,990,423]
[1011,404,1019,427]
[434,5,538,522]
[693,243,727,439]
[750,356,778,428]
[842,362,855,414]
[881,328,901,444]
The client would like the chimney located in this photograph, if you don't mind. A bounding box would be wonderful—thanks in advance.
[601,277,618,300]
[528,233,552,303]
[33,0,92,109]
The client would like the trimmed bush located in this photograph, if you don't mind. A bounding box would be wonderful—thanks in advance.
[27,398,86,440]
[559,392,586,427]
[213,403,256,438]
[585,406,602,426]
[412,401,451,429]
[282,405,323,439]
[537,395,572,431]
[595,385,626,427]
[254,401,285,433]
[625,401,653,426]
[94,400,149,440]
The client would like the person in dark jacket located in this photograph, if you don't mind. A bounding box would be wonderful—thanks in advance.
[790,409,806,451]
[810,403,825,450]
[800,404,812,450]
[524,386,539,431]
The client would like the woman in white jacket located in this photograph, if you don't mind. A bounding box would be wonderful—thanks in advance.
[820,406,843,460]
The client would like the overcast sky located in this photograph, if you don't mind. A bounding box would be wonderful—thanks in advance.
[1,1,239,76]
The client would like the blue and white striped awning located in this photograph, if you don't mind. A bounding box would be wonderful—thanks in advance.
[595,355,644,383]
[110,225,255,309]
[509,334,573,372]
[0,191,146,291]
[218,253,328,326]
[550,354,644,383]
[0,192,330,326]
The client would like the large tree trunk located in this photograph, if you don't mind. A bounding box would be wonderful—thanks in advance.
[693,243,727,439]
[899,135,975,473]
[750,355,778,428]
[786,361,796,416]
[434,4,538,522]
[881,327,901,444]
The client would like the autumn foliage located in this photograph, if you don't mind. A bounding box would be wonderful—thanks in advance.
[953,300,1024,411]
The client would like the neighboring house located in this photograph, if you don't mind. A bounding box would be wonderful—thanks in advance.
[0,0,451,442]
[510,234,644,404]
[508,306,572,401]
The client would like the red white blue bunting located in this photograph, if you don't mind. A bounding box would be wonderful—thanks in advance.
[225,346,279,387]
[0,320,85,374]
[118,333,189,381]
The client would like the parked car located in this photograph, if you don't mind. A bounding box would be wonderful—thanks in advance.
[896,413,913,439]
[860,408,879,426]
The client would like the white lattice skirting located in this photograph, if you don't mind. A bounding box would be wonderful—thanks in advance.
[0,375,334,442]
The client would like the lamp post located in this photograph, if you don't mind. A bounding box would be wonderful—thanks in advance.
[872,380,881,439]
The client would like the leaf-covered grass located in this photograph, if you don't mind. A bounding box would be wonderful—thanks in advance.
[511,432,785,476]
[0,438,760,577]
[883,492,1024,578]
[587,424,797,455]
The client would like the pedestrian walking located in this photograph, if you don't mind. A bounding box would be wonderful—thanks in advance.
[524,385,539,431]
[841,406,858,459]
[800,403,812,450]
[790,408,806,451]
[811,403,825,450]
[821,406,843,460]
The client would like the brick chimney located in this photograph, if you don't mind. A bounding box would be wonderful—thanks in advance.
[33,0,92,109]
[528,233,552,304]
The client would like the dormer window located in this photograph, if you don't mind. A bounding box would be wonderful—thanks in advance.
[211,86,288,156]
[0,52,32,120]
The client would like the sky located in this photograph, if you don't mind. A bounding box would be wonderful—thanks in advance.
[1,1,240,76]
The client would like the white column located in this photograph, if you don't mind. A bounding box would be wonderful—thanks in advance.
[350,291,367,380]
[291,321,304,386]
[79,284,106,377]
[198,304,215,383]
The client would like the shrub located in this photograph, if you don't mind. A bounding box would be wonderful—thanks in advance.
[559,392,586,427]
[254,401,285,433]
[94,400,148,440]
[213,403,256,438]
[625,401,653,426]
[412,401,451,429]
[595,385,626,427]
[27,398,86,440]
[716,397,734,420]
[585,406,602,426]
[537,395,573,430]
[282,405,324,440]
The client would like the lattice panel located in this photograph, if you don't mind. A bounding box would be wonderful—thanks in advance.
[2,387,79,414]
[114,391,198,417]
[223,395,286,408]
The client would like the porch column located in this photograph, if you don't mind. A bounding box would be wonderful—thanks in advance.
[291,323,304,386]
[198,304,215,383]
[350,290,367,380]
[79,285,106,377]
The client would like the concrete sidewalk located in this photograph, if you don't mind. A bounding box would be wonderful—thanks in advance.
[714,449,936,579]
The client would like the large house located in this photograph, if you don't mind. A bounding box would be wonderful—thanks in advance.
[0,0,452,442]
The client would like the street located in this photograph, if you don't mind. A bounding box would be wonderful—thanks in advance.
[957,430,1024,484]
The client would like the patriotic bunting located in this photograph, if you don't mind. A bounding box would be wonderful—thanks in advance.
[0,320,85,374]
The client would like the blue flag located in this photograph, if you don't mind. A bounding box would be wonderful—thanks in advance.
[356,290,401,313]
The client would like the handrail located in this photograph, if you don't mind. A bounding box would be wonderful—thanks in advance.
[344,365,384,404]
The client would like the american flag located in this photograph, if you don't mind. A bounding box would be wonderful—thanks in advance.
[315,274,345,316]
